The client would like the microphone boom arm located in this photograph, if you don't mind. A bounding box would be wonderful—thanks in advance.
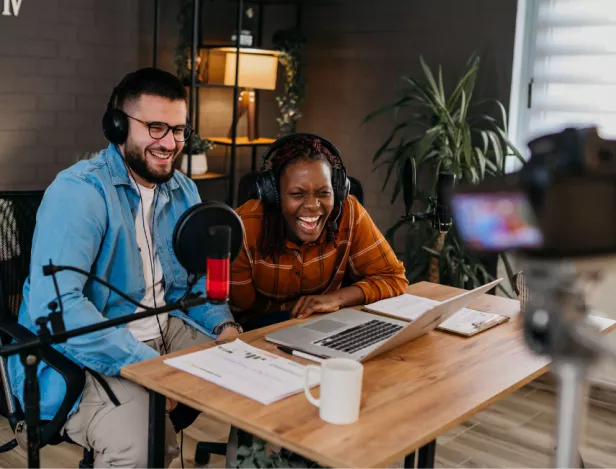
[0,260,214,469]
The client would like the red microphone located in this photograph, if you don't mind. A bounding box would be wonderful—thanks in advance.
[206,225,231,302]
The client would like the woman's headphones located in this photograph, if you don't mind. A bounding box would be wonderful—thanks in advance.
[256,133,350,209]
[102,85,130,145]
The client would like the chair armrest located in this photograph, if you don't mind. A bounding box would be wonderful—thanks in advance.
[0,322,85,447]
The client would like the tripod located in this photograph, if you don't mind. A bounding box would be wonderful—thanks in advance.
[519,257,616,468]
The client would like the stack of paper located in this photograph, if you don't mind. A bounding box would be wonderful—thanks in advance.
[164,339,320,405]
[364,294,509,336]
[363,294,439,321]
[437,308,507,336]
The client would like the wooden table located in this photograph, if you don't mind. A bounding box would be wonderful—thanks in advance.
[121,282,616,468]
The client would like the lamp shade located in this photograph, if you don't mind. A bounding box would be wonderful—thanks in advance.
[222,49,278,90]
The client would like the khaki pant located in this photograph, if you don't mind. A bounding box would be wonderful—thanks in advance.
[63,317,212,468]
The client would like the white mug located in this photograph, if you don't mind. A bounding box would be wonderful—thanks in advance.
[303,358,364,425]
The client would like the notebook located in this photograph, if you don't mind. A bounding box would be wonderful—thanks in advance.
[363,292,509,337]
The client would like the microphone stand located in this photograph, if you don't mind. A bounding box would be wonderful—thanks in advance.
[401,196,452,233]
[0,261,214,468]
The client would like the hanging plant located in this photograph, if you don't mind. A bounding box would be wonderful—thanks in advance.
[272,28,307,136]
[174,0,193,83]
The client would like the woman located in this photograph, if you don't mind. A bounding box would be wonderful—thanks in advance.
[230,134,408,328]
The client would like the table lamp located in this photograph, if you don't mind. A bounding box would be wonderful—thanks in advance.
[220,48,279,141]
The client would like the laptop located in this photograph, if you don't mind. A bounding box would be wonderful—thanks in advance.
[265,279,502,362]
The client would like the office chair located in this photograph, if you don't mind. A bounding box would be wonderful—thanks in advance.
[192,175,367,465]
[0,191,94,468]
[237,170,365,208]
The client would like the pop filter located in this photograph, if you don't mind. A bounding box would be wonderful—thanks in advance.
[172,201,244,276]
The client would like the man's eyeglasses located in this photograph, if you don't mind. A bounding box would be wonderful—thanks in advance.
[125,113,193,142]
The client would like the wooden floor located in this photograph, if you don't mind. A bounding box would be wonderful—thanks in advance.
[1,376,615,468]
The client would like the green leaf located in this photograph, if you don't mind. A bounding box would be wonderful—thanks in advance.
[438,66,445,102]
[390,158,406,204]
[484,156,498,173]
[385,218,411,243]
[422,246,442,257]
[447,60,479,111]
[372,122,409,163]
[361,95,414,125]
[462,123,473,170]
[419,56,443,103]
[474,147,486,180]
[416,126,442,161]
[495,127,527,165]
[381,151,400,190]
[476,129,489,154]
[418,149,440,166]
[500,252,517,290]
[486,130,504,171]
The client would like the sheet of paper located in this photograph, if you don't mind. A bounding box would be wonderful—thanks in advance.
[164,339,320,405]
[587,314,616,332]
[364,294,440,321]
[437,308,504,335]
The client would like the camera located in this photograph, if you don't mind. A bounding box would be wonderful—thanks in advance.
[447,127,616,469]
[448,127,616,257]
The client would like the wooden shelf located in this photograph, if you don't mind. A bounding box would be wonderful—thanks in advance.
[196,83,234,89]
[208,137,276,147]
[180,171,228,181]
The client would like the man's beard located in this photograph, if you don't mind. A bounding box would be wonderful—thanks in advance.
[124,140,177,185]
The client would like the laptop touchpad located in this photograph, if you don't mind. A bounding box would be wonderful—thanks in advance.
[303,319,347,334]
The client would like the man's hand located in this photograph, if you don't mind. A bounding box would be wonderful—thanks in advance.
[216,326,240,344]
[291,294,340,319]
[166,398,178,413]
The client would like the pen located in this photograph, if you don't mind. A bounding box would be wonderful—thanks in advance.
[277,346,325,364]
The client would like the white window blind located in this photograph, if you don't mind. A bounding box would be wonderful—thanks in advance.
[510,0,616,167]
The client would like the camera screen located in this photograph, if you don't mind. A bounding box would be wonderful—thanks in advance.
[451,192,544,251]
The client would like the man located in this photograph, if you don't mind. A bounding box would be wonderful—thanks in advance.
[7,67,243,467]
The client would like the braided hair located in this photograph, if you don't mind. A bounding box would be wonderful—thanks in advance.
[259,135,342,260]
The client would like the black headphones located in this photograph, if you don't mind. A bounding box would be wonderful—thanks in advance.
[102,85,130,145]
[256,133,350,209]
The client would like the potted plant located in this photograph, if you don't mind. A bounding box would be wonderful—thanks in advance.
[363,54,526,296]
[180,134,215,176]
[233,439,321,468]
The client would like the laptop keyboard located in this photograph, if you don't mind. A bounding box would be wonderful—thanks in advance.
[313,319,403,354]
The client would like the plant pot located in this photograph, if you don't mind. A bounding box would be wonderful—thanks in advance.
[180,153,208,175]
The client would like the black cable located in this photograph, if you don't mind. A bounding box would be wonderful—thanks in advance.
[47,264,153,311]
[180,429,185,469]
[127,157,188,467]
[120,148,189,467]
[133,180,169,355]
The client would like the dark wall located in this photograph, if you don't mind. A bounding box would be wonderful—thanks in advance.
[0,0,145,190]
[294,0,518,230]
[0,0,518,233]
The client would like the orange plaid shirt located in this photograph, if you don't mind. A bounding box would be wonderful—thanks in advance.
[229,195,408,322]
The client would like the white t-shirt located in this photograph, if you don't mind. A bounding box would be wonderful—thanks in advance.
[126,182,168,342]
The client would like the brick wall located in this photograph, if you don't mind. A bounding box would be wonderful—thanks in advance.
[0,0,142,190]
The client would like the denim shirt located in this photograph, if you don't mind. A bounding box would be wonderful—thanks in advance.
[7,144,234,421]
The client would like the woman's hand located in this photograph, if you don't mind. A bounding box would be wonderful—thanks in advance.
[290,294,341,319]
[290,287,366,320]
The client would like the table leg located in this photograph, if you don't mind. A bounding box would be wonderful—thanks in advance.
[404,440,436,468]
[148,390,166,468]
[418,440,436,468]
